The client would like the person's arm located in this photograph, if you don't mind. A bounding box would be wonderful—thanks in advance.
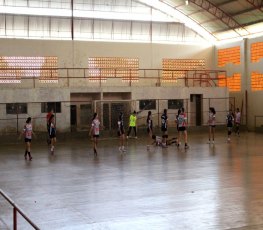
[89,126,93,136]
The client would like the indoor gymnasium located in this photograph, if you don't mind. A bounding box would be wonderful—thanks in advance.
[0,0,263,229]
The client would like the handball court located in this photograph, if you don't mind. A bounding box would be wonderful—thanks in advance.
[1,130,263,230]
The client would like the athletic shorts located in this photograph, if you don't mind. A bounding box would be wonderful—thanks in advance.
[50,133,56,139]
[178,127,186,132]
[161,127,167,132]
[209,125,216,128]
[93,135,99,138]
[147,127,152,134]
[24,138,32,143]
[117,129,125,136]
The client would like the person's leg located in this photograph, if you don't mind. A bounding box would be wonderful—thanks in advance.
[51,137,56,153]
[147,129,152,149]
[208,126,211,143]
[212,127,215,142]
[133,126,137,138]
[24,141,28,160]
[127,126,132,137]
[122,134,126,151]
[162,131,167,147]
[227,127,232,141]
[27,141,32,160]
[184,130,188,148]
[178,131,181,147]
[94,137,98,156]
[236,123,240,136]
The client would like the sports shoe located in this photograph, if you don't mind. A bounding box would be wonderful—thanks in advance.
[119,146,122,152]
[126,136,129,139]
[227,137,230,142]
[212,141,215,144]
[135,136,138,139]
[185,144,189,149]
[177,142,181,148]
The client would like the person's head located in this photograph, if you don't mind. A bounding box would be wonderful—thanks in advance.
[49,114,54,123]
[177,109,181,115]
[133,110,136,115]
[163,109,167,114]
[92,112,98,120]
[26,117,31,124]
[181,107,184,113]
[209,107,216,114]
[119,112,123,120]
[236,108,239,112]
[49,108,54,113]
[148,111,151,117]
[152,134,156,140]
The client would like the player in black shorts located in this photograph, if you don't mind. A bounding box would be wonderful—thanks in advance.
[146,111,153,150]
[161,109,168,147]
[118,112,126,152]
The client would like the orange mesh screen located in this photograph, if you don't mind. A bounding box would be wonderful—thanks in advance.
[251,42,263,63]
[0,56,58,83]
[251,72,263,91]
[88,57,139,82]
[217,47,240,67]
[218,73,241,92]
[162,59,205,82]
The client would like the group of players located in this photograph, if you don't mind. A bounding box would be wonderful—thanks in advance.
[21,106,241,159]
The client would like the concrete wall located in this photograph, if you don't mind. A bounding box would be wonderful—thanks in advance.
[0,39,214,69]
[215,35,263,130]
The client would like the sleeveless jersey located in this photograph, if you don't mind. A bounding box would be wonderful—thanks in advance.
[92,119,100,135]
[208,112,216,126]
[177,113,187,128]
[161,114,168,129]
[129,115,136,127]
[235,112,241,124]
[24,123,32,139]
[147,116,153,129]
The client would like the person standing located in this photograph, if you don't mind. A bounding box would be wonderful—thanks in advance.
[127,111,137,139]
[177,108,189,149]
[23,117,35,161]
[146,111,153,150]
[235,108,241,136]
[208,107,216,144]
[48,114,56,154]
[117,112,126,152]
[161,109,168,147]
[46,108,53,145]
[226,110,234,142]
[89,112,100,156]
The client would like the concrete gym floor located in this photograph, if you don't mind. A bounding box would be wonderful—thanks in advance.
[0,130,263,230]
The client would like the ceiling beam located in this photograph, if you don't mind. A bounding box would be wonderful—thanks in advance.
[188,0,248,34]
[246,0,263,12]
[216,0,239,7]
[213,18,263,33]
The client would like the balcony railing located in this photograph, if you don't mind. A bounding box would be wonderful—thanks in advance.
[0,189,40,230]
[0,67,227,88]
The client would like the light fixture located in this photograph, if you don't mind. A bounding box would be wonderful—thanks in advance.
[185,0,189,5]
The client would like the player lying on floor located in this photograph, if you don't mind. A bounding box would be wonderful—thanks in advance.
[152,134,178,147]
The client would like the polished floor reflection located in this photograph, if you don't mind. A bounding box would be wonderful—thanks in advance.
[0,131,263,230]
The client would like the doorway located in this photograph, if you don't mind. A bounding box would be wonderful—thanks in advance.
[70,105,77,131]
[190,94,202,126]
